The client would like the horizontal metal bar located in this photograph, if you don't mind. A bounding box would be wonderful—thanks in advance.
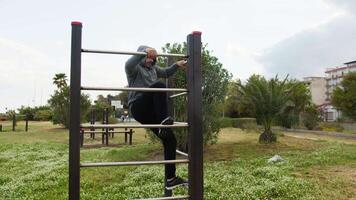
[81,86,188,92]
[176,150,188,157]
[81,159,189,168]
[137,195,190,200]
[169,92,188,99]
[80,122,188,129]
[82,131,131,134]
[82,49,187,58]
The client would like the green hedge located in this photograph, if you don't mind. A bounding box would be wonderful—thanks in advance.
[220,118,257,130]
[316,122,344,132]
[34,110,53,121]
[219,118,234,128]
[108,117,119,124]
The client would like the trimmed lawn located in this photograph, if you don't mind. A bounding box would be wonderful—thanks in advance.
[1,122,356,199]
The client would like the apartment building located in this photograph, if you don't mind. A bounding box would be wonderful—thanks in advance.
[303,77,326,106]
[304,60,356,121]
[323,60,356,121]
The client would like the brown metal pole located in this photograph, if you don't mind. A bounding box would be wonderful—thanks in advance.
[101,109,105,144]
[129,129,133,145]
[187,31,203,200]
[69,21,82,200]
[90,109,95,139]
[12,115,15,131]
[125,127,128,144]
[80,129,84,147]
[25,118,28,132]
[164,56,175,197]
[105,108,109,145]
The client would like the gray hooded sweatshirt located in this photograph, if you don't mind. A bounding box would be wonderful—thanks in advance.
[125,45,179,106]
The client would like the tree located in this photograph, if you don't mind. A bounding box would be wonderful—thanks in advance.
[48,73,91,128]
[18,105,53,121]
[157,43,231,149]
[331,72,356,120]
[276,80,311,128]
[87,95,113,122]
[117,92,129,109]
[239,75,296,143]
[53,73,68,89]
[223,79,252,118]
[302,104,322,130]
[18,106,35,120]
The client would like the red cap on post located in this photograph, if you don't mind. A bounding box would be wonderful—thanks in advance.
[71,21,82,26]
[192,31,202,35]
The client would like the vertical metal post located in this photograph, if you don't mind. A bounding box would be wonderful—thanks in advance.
[25,118,28,132]
[164,57,175,197]
[105,108,109,145]
[69,21,82,200]
[187,31,203,200]
[90,109,95,139]
[125,127,128,144]
[129,129,133,145]
[80,129,84,147]
[102,109,105,144]
[12,115,16,131]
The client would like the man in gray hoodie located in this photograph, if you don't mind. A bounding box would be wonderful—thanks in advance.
[125,46,187,190]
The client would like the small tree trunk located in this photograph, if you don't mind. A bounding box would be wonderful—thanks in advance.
[259,129,277,143]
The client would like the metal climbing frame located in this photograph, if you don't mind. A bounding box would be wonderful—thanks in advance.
[69,21,203,200]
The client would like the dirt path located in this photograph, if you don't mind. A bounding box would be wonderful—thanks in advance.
[277,128,356,138]
[281,130,356,145]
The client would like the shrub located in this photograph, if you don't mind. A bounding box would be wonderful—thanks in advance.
[302,104,321,130]
[108,117,119,124]
[34,109,53,121]
[218,118,257,130]
[231,118,257,131]
[219,118,233,128]
[317,122,344,132]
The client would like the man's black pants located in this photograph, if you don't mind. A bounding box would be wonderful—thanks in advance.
[130,81,176,179]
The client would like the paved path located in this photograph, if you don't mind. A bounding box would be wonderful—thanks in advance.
[274,128,356,139]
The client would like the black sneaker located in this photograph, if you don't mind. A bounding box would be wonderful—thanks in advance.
[158,117,174,135]
[166,176,188,190]
[161,116,174,125]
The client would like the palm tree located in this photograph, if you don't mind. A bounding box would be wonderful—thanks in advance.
[239,75,295,143]
[53,73,68,89]
[277,80,312,128]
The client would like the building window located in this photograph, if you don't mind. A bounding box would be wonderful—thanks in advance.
[325,112,334,121]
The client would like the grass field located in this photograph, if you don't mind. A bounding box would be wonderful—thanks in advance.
[0,121,356,199]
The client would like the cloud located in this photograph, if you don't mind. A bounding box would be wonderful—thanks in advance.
[224,43,264,79]
[257,1,356,78]
[323,0,356,14]
[0,38,55,112]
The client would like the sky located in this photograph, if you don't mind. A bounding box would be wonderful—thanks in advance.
[1,0,356,113]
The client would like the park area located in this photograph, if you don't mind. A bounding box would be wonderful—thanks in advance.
[0,121,355,200]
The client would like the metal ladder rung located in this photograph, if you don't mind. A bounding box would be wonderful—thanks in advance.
[81,159,189,168]
[82,48,187,58]
[176,150,188,157]
[80,123,188,129]
[169,92,188,99]
[81,86,188,92]
[81,131,131,134]
[137,195,190,200]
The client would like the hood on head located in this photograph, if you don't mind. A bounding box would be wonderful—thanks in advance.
[137,45,150,52]
[137,45,157,66]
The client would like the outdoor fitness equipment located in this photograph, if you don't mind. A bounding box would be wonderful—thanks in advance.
[80,108,134,147]
[69,21,203,200]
